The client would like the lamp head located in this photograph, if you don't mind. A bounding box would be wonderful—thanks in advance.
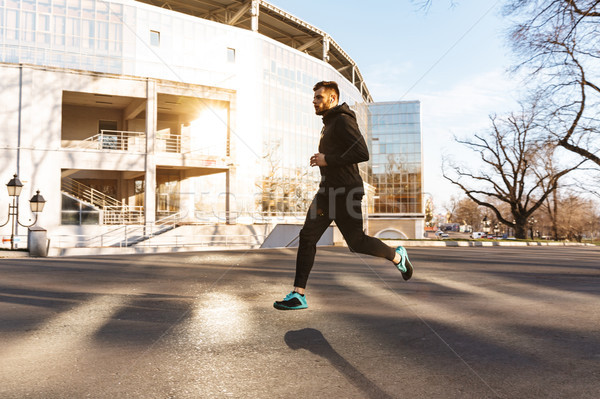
[29,190,46,213]
[6,174,23,197]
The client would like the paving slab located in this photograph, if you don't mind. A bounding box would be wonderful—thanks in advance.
[0,246,598,398]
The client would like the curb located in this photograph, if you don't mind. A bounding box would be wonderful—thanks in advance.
[384,240,595,247]
[0,241,594,259]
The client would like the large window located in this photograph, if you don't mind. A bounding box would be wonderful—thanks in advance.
[258,41,366,218]
[0,0,124,73]
[61,194,100,225]
[368,102,423,215]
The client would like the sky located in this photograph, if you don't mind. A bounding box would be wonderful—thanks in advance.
[267,0,523,211]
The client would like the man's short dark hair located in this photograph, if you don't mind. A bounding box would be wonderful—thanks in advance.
[313,81,340,99]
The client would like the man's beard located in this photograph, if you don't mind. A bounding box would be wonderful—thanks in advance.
[315,105,332,115]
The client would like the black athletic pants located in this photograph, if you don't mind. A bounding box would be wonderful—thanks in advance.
[294,186,396,288]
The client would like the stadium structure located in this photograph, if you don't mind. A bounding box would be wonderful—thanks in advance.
[0,0,423,254]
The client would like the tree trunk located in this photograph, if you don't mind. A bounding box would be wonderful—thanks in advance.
[552,189,559,240]
[514,223,528,239]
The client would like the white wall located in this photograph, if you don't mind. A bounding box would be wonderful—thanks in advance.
[62,105,123,140]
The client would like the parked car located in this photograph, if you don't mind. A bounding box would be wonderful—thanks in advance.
[471,232,485,239]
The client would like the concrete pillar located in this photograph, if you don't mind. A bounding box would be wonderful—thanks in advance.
[144,80,157,225]
[322,35,330,62]
[180,171,196,223]
[225,170,232,224]
[414,219,425,239]
[28,226,48,257]
[251,0,259,32]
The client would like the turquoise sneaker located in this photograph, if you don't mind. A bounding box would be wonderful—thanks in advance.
[274,291,308,310]
[394,246,414,281]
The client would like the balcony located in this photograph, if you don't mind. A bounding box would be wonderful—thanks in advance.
[62,130,182,154]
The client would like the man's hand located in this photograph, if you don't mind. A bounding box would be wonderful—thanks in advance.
[310,153,328,167]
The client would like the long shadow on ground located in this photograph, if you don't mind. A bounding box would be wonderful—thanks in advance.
[285,328,395,399]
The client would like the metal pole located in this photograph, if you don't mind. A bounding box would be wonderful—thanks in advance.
[10,196,16,250]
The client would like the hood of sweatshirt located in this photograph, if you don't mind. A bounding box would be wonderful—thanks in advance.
[322,102,356,124]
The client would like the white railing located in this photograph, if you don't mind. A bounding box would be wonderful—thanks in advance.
[77,212,183,248]
[71,130,182,153]
[62,177,121,208]
[49,233,266,249]
[103,206,145,225]
[133,234,267,248]
[156,134,181,153]
[62,178,144,225]
[82,130,146,152]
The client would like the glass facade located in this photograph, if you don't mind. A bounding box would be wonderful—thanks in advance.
[0,0,234,84]
[0,0,128,74]
[257,40,366,218]
[368,101,423,215]
[1,0,413,227]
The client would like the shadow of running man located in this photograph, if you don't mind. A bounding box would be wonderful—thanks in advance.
[284,328,395,399]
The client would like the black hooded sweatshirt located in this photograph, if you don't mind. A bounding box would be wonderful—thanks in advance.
[318,102,369,189]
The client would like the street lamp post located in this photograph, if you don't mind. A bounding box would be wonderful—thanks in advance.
[482,216,490,234]
[528,218,537,240]
[0,174,46,250]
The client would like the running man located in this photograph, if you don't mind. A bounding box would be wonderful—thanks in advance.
[274,81,413,310]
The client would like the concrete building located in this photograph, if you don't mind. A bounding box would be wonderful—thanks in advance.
[367,101,424,239]
[0,0,422,252]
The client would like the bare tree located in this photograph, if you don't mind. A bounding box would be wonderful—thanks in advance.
[443,105,583,238]
[555,194,599,241]
[505,0,600,168]
[257,141,316,217]
[452,197,483,230]
[412,0,458,12]
[444,194,461,223]
[424,196,434,227]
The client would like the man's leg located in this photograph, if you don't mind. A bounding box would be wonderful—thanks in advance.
[274,192,332,310]
[334,188,396,260]
[334,188,413,280]
[293,192,333,289]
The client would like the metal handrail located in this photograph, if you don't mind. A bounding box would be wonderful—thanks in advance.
[156,134,181,153]
[61,178,145,225]
[71,130,183,153]
[62,177,121,208]
[103,206,145,225]
[82,212,183,247]
[134,234,267,248]
[81,130,145,151]
[50,233,267,249]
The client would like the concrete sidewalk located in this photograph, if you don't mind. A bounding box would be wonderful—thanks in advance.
[3,237,592,258]
[0,246,598,398]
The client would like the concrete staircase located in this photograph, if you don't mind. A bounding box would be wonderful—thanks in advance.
[61,177,143,224]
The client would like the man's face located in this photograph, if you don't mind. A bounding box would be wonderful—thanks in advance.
[313,87,336,115]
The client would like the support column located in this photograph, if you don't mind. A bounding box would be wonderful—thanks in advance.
[322,35,330,62]
[225,170,232,224]
[180,171,196,223]
[144,80,157,226]
[251,0,259,32]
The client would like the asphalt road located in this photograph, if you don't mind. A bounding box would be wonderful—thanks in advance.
[0,246,598,399]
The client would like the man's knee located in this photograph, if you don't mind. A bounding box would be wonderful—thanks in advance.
[346,233,368,253]
[299,228,318,247]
